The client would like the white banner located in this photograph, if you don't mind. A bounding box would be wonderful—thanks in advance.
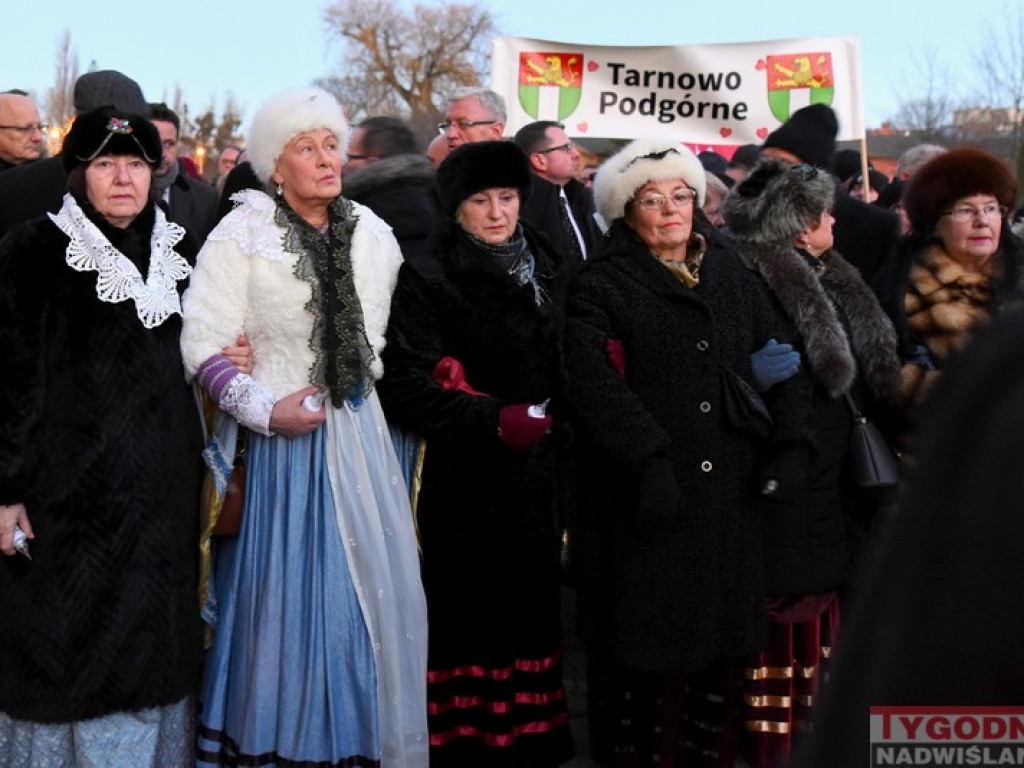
[491,36,864,145]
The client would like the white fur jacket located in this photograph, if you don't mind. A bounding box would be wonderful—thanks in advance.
[180,189,402,433]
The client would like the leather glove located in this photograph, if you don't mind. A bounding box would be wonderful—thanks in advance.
[759,444,811,502]
[635,456,681,540]
[750,338,800,392]
[498,403,553,450]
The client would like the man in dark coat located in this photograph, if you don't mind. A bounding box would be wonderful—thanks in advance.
[514,120,602,268]
[342,116,442,267]
[760,103,900,282]
[0,70,149,238]
[149,102,218,247]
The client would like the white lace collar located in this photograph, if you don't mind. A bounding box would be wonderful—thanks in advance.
[49,193,192,329]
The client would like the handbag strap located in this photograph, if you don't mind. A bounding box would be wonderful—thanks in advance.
[843,391,866,420]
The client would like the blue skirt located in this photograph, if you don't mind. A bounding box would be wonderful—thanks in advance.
[197,424,379,766]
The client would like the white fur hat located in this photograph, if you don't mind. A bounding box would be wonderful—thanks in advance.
[593,138,706,224]
[247,87,349,184]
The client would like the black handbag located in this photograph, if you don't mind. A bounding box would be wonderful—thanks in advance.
[844,393,899,489]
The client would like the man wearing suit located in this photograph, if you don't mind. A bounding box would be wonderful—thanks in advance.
[149,102,218,246]
[514,120,602,268]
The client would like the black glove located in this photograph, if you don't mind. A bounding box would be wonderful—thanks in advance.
[758,444,811,502]
[634,456,681,540]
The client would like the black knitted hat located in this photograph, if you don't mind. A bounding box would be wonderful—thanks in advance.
[73,70,148,115]
[762,104,838,169]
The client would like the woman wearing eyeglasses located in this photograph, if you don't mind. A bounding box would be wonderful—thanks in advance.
[722,157,901,766]
[872,148,1024,456]
[563,139,809,766]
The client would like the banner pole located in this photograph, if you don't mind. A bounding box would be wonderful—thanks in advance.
[860,136,871,201]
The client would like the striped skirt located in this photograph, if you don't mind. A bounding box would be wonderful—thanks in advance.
[422,533,574,767]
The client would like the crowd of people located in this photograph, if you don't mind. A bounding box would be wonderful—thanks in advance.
[1,68,1022,768]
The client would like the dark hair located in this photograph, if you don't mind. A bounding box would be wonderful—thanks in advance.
[356,116,419,157]
[513,121,564,155]
[2,88,29,96]
[148,102,180,134]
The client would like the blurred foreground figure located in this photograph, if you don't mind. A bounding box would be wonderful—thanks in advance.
[796,307,1024,766]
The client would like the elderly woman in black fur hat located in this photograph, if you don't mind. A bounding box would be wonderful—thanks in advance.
[0,106,211,764]
[563,139,810,767]
[872,148,1024,456]
[377,140,575,767]
[723,157,901,766]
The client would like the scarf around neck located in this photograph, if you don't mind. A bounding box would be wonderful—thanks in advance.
[459,223,547,306]
[276,194,371,406]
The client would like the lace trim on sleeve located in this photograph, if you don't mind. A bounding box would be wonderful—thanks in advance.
[220,375,277,436]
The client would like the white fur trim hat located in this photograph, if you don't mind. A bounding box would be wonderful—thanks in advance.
[593,139,706,224]
[247,87,349,184]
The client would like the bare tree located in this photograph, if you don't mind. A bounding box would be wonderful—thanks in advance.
[974,0,1024,200]
[46,30,79,136]
[213,94,244,152]
[886,48,957,142]
[321,0,496,142]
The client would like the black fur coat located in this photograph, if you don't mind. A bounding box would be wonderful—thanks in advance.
[0,202,204,723]
[563,222,810,672]
[377,220,569,543]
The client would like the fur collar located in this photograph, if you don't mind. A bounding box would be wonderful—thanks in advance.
[737,242,901,398]
[906,242,999,362]
[342,154,435,199]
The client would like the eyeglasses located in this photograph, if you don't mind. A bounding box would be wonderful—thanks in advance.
[536,142,574,155]
[942,203,1008,222]
[636,188,697,211]
[0,123,48,134]
[437,119,497,134]
[789,163,819,180]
